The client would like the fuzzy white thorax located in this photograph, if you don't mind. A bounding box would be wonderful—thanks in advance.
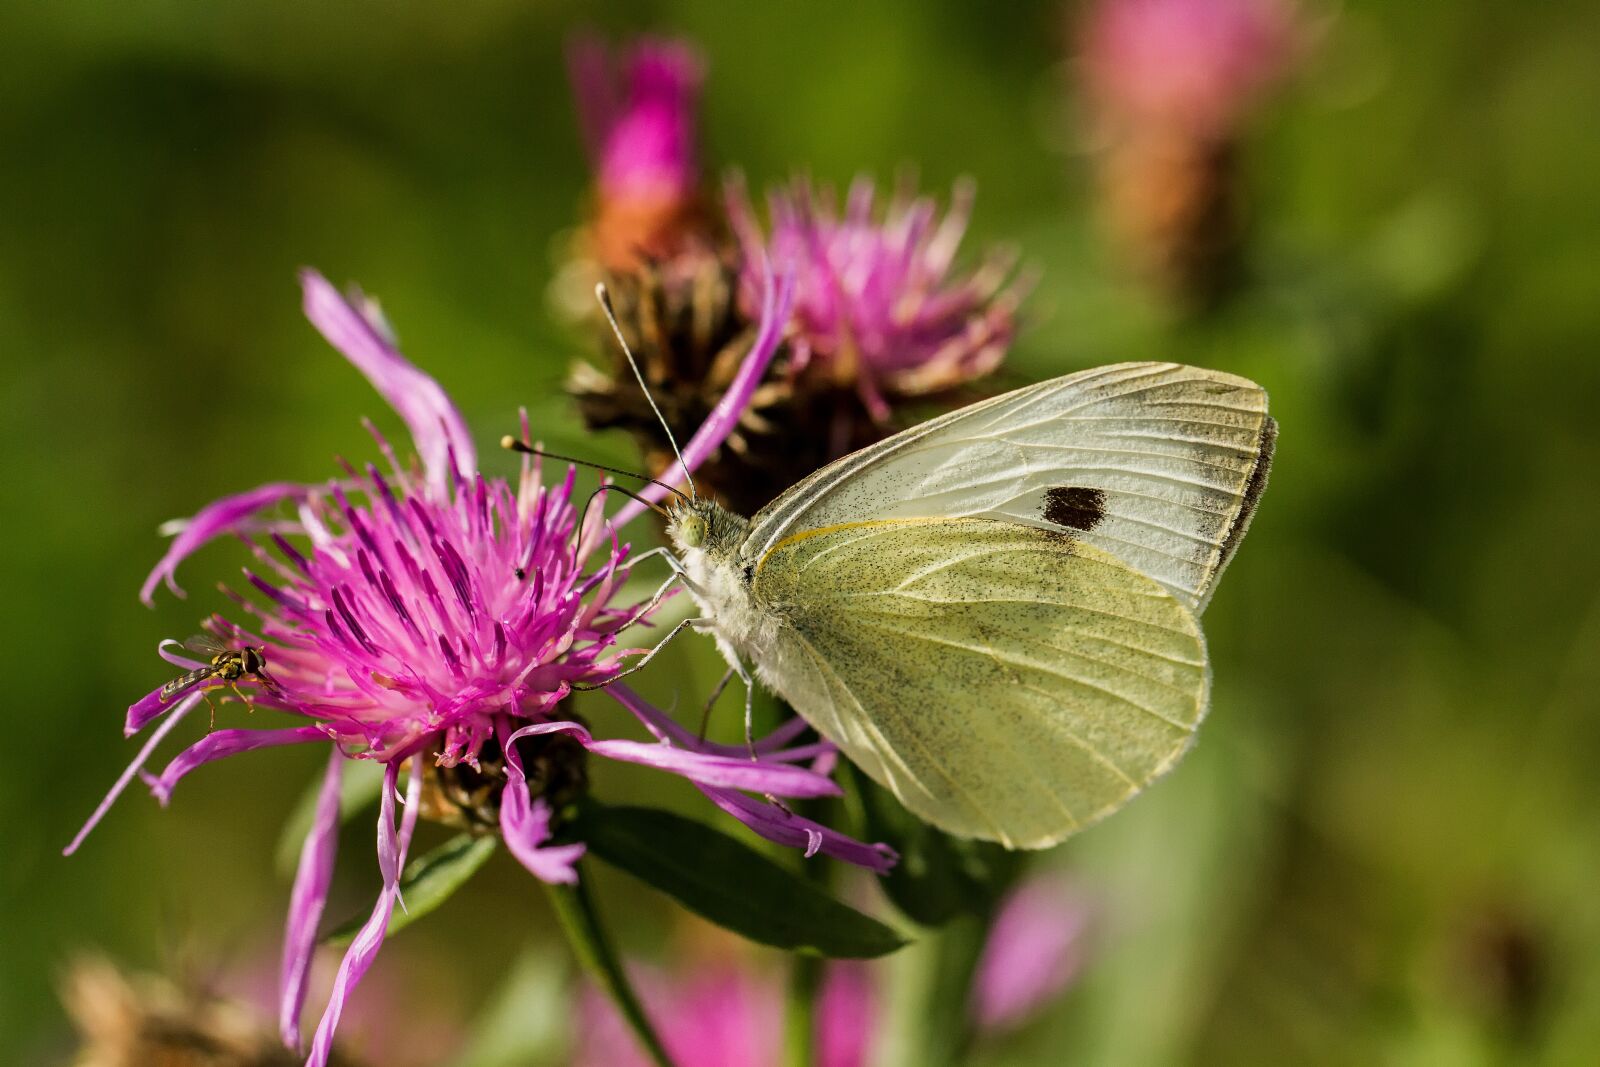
[668,501,781,671]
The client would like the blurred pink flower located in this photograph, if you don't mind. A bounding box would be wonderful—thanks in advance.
[575,962,875,1067]
[576,873,1088,1064]
[569,33,708,269]
[970,874,1091,1034]
[1081,0,1299,136]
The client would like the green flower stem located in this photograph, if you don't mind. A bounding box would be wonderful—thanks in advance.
[545,864,677,1067]
[781,777,829,1067]
[919,913,989,1067]
[783,951,822,1067]
[882,912,989,1067]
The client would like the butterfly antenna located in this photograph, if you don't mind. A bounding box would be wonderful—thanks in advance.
[595,282,697,501]
[499,438,689,505]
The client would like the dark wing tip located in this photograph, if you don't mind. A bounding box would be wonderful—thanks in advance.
[1218,416,1277,567]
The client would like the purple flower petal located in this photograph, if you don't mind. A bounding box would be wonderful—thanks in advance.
[301,270,475,501]
[502,782,585,885]
[63,692,202,856]
[504,720,839,799]
[305,758,422,1067]
[142,725,326,804]
[699,786,897,873]
[589,737,841,797]
[280,752,343,1050]
[501,724,586,884]
[605,682,810,758]
[140,482,312,605]
[611,257,795,526]
[158,638,208,670]
[125,684,176,738]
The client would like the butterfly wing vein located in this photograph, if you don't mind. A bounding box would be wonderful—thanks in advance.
[744,362,1274,614]
[752,518,1209,848]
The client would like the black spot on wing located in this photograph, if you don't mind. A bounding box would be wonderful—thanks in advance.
[1041,486,1107,532]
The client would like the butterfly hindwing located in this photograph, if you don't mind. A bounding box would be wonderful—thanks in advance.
[751,517,1209,848]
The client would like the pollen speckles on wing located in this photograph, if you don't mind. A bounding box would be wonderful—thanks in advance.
[1041,486,1107,532]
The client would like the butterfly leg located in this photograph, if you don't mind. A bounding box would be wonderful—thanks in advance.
[696,665,737,742]
[614,571,682,632]
[570,616,702,691]
[732,654,758,760]
[626,546,683,570]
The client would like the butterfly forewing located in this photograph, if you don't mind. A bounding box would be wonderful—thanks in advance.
[743,363,1274,613]
[751,518,1208,848]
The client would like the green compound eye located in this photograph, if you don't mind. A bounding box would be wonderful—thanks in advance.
[679,514,707,548]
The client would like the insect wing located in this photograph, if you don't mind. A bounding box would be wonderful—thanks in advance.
[178,633,231,660]
[751,517,1208,849]
[743,363,1274,613]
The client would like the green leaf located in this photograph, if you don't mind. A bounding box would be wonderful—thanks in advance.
[274,758,386,876]
[846,765,1021,926]
[324,833,498,945]
[575,802,906,959]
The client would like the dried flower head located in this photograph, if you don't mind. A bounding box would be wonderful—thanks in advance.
[567,242,769,513]
[569,34,708,271]
[577,172,1026,515]
[68,270,888,1067]
[575,174,1027,516]
[62,955,361,1067]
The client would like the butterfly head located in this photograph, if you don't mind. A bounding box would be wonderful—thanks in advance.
[666,497,747,558]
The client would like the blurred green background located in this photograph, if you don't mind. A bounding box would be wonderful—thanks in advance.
[4,1,1599,1064]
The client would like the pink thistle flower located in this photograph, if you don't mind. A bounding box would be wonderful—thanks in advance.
[1080,0,1299,137]
[575,961,874,1067]
[573,874,1087,1064]
[728,174,1024,425]
[66,268,887,1066]
[569,34,707,270]
[969,873,1091,1035]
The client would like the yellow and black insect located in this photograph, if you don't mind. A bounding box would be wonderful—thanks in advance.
[159,634,270,707]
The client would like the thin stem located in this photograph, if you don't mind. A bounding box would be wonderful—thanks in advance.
[920,914,989,1067]
[781,731,828,1067]
[545,863,677,1067]
[783,952,822,1067]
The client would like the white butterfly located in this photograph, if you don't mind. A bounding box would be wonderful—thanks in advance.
[571,299,1275,850]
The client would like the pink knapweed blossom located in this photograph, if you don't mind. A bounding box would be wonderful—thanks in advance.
[66,269,889,1067]
[575,962,875,1067]
[728,174,1025,424]
[969,873,1091,1034]
[577,876,1088,1066]
[569,33,706,269]
[1081,0,1299,136]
